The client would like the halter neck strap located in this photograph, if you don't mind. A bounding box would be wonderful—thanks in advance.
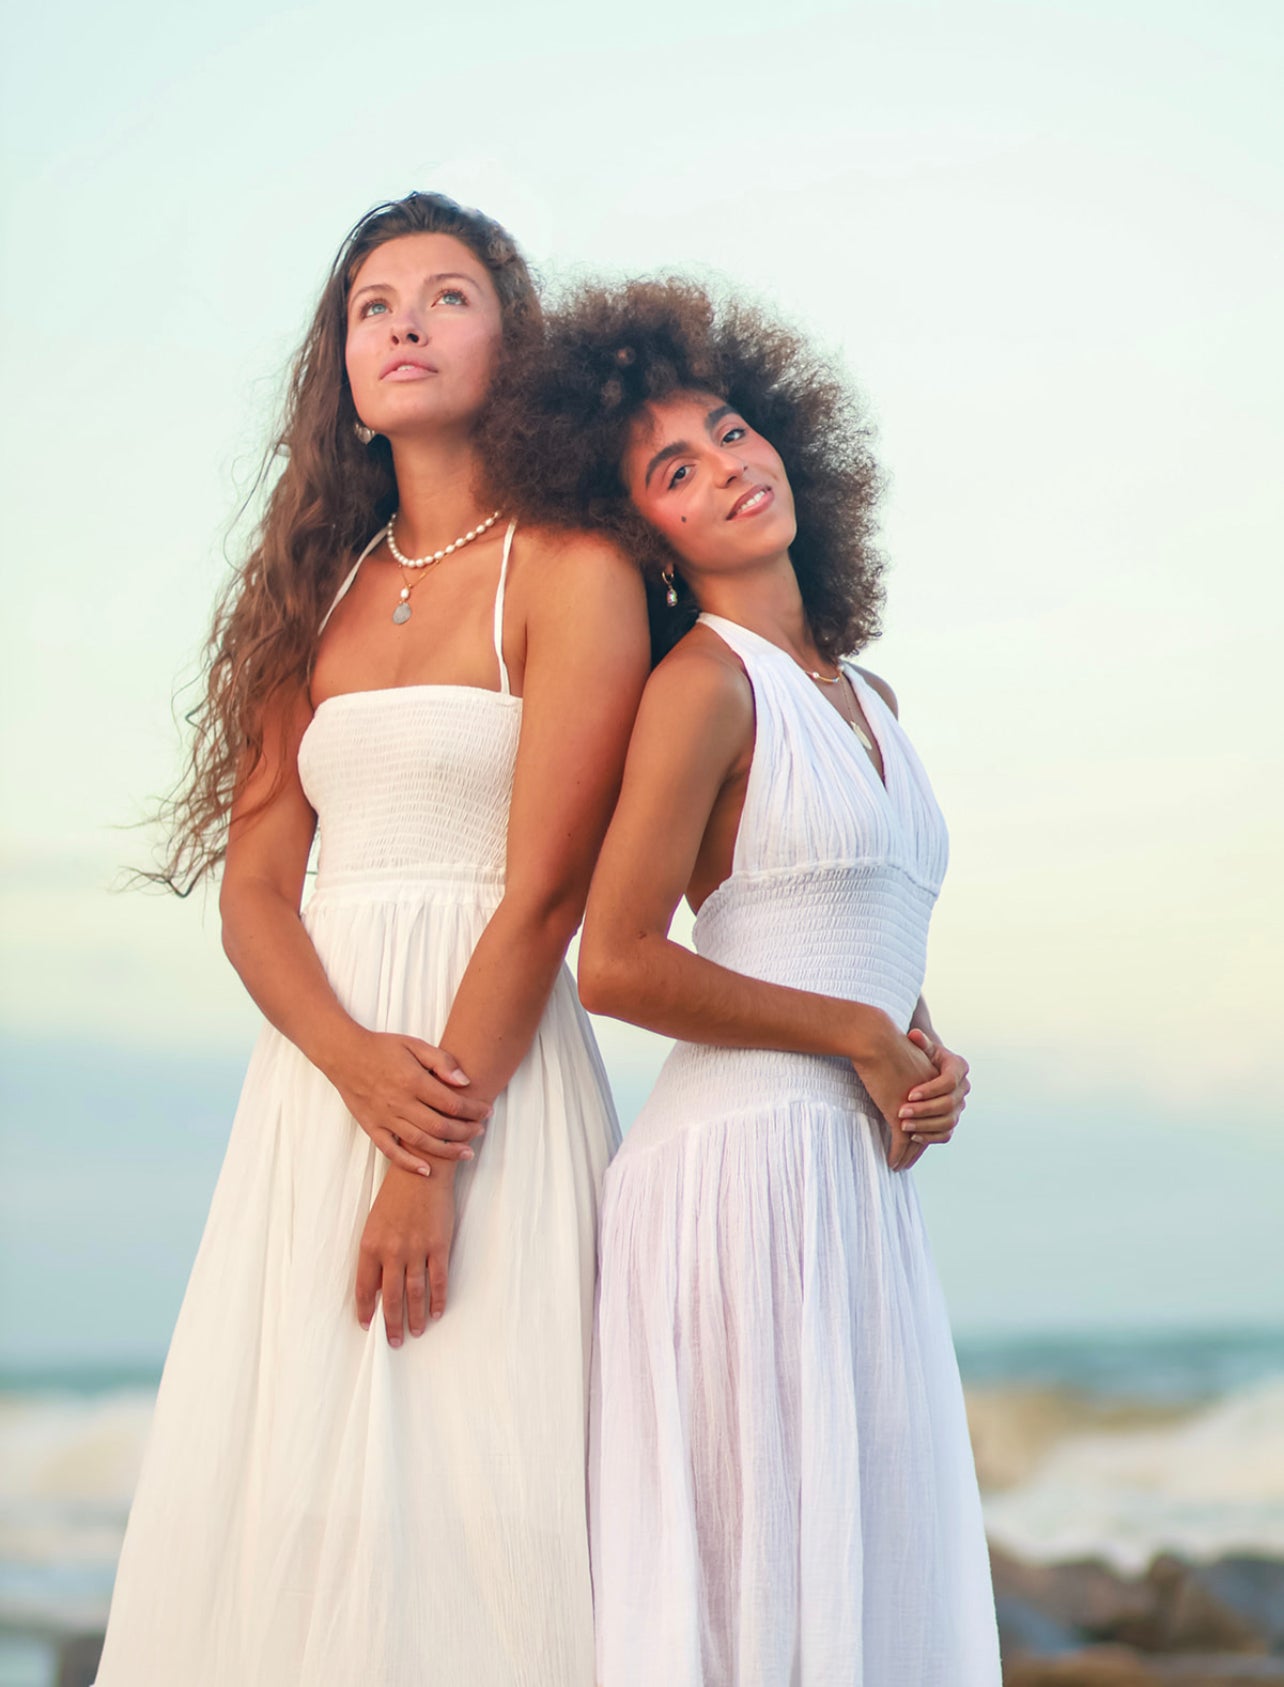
[317,526,389,635]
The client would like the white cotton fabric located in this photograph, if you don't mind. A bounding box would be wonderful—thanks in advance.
[591,613,1002,1687]
[96,529,618,1687]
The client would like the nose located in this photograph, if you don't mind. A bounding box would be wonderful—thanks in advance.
[389,311,426,345]
[712,448,749,485]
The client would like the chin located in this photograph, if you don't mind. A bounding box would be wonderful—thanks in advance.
[384,404,480,439]
[730,514,796,560]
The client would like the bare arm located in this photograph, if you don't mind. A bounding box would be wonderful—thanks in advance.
[356,537,650,1341]
[578,645,917,1090]
[219,688,489,1173]
[219,688,353,1068]
[431,537,650,1103]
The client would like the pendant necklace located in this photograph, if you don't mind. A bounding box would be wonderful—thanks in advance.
[805,664,878,756]
[386,509,502,624]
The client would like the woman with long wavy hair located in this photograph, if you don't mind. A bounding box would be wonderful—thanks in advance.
[491,281,1001,1685]
[94,194,648,1687]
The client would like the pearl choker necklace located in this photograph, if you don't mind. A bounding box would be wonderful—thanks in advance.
[386,509,501,570]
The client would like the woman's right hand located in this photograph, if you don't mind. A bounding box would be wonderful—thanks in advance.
[851,1028,939,1173]
[328,1030,491,1176]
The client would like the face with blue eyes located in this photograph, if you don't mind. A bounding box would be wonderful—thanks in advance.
[621,390,797,579]
[344,232,504,441]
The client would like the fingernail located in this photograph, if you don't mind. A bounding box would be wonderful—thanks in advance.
[431,1310,443,1322]
[389,1335,402,1348]
[451,1068,469,1084]
[913,1135,926,1145]
[359,1320,370,1331]
[899,1107,913,1119]
[461,1148,475,1160]
[417,1165,432,1178]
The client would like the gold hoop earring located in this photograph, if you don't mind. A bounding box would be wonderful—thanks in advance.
[662,569,679,608]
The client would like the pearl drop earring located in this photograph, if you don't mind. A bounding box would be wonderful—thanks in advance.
[662,570,679,608]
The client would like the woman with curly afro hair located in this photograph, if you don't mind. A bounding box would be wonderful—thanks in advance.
[490,281,1001,1686]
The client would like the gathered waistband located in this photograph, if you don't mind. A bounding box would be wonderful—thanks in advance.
[306,864,506,909]
[640,1043,879,1128]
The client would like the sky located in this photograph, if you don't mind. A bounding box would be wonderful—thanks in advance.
[0,0,1281,1355]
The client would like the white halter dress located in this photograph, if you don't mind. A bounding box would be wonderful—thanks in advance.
[591,614,1001,1686]
[96,524,618,1687]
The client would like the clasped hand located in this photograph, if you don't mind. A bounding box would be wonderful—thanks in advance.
[336,1029,485,1346]
[331,1030,490,1175]
[855,1026,971,1172]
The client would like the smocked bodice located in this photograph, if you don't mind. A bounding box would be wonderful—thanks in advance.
[691,614,949,1030]
[297,686,522,889]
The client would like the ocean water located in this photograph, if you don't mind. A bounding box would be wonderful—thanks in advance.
[3,1033,1282,1679]
[956,1327,1284,1571]
[1,1326,1281,1681]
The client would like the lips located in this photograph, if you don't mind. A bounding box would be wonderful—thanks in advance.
[727,484,773,520]
[379,355,438,380]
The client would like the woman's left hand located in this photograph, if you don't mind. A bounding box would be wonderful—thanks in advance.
[896,1029,970,1169]
[356,1165,458,1344]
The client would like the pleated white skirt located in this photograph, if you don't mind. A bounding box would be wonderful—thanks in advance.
[96,876,619,1687]
[591,1046,1001,1687]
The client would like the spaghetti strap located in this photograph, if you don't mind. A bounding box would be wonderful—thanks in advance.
[492,520,518,697]
[318,526,389,635]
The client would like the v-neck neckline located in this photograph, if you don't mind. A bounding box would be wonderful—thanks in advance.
[838,662,892,794]
[699,612,893,797]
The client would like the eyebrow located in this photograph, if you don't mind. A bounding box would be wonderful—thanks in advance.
[349,271,481,305]
[643,404,737,488]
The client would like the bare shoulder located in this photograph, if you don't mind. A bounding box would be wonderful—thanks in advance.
[514,525,648,695]
[616,627,754,793]
[854,663,898,717]
[516,522,641,597]
[639,624,754,737]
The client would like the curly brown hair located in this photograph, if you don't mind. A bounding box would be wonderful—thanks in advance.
[155,192,539,894]
[483,278,885,664]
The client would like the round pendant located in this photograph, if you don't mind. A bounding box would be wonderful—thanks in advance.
[392,601,412,625]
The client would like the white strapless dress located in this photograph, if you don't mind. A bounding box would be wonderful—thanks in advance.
[591,614,1001,1686]
[96,528,618,1686]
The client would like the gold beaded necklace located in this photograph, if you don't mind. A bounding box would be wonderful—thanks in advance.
[804,664,878,757]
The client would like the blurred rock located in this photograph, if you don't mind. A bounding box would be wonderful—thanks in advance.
[990,1542,1284,1660]
[990,1546,1155,1645]
[1003,1649,1284,1686]
[1147,1659,1284,1684]
[1185,1558,1284,1654]
[1003,1644,1163,1686]
[1143,1554,1268,1653]
[55,1631,103,1687]
[996,1590,1082,1658]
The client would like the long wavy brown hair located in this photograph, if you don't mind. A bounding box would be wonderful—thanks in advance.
[156,192,538,893]
[484,278,885,665]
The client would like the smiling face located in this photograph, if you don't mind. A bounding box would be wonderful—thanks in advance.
[620,391,798,580]
[344,231,505,442]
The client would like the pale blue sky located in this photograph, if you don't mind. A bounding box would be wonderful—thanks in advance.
[1,0,1281,1343]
